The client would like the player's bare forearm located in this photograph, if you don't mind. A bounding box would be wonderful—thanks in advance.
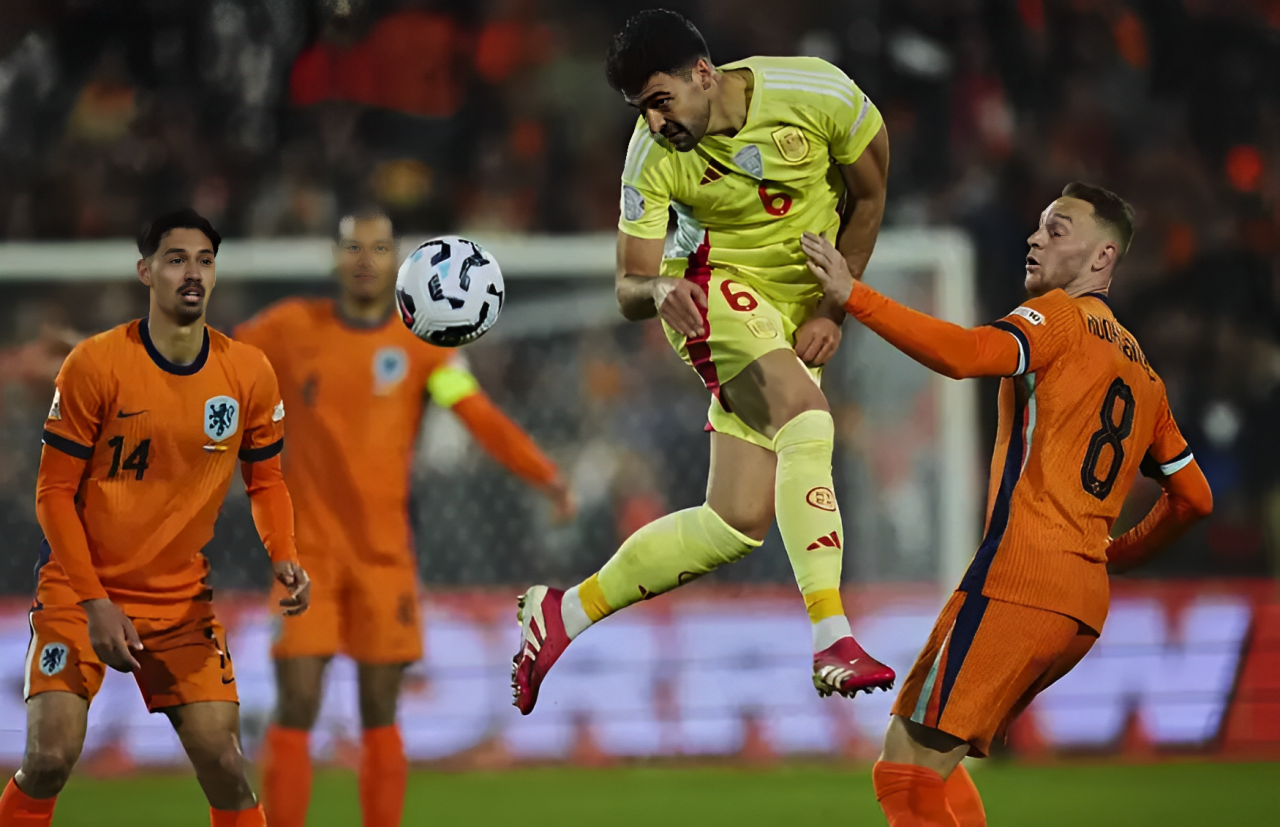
[617,274,660,320]
[616,233,665,321]
[1107,463,1213,573]
[835,125,889,282]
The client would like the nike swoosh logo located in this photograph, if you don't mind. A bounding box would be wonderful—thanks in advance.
[221,676,236,684]
[117,410,147,418]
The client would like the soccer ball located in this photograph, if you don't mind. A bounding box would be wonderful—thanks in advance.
[395,236,505,347]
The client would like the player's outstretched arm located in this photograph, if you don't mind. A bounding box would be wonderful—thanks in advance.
[615,232,707,339]
[241,455,310,615]
[1107,460,1213,574]
[429,361,576,521]
[802,233,1019,379]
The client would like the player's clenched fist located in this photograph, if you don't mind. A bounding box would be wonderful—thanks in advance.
[802,232,856,307]
[83,598,143,672]
[273,560,311,616]
[651,277,707,339]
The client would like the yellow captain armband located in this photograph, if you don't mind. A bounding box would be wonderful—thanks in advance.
[426,363,480,408]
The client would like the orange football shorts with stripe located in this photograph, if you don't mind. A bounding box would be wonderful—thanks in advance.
[892,590,1098,756]
[25,601,238,712]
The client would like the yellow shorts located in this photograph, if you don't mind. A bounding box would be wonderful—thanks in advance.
[662,268,821,449]
[270,551,423,664]
[25,601,238,712]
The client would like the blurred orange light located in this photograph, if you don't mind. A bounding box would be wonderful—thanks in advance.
[1225,145,1264,192]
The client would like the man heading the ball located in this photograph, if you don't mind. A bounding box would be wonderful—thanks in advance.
[513,9,894,713]
[234,209,574,827]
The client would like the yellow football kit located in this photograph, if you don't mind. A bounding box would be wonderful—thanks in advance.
[618,55,883,446]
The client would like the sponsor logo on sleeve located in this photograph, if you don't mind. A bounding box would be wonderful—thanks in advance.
[1011,306,1045,325]
[272,400,285,422]
[622,185,646,221]
[47,388,61,420]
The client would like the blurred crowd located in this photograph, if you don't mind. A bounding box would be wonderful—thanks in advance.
[1,0,1279,589]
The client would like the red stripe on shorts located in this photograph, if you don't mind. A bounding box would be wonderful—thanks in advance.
[683,233,728,410]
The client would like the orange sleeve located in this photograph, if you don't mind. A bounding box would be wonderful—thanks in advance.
[35,445,106,602]
[238,347,286,461]
[451,391,559,487]
[241,454,298,564]
[1107,459,1213,573]
[988,290,1081,376]
[36,343,108,602]
[842,280,1021,379]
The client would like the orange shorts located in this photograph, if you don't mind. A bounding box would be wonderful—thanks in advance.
[25,602,238,712]
[892,591,1098,757]
[271,551,422,664]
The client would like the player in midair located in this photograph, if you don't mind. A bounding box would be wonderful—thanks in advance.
[0,209,310,827]
[513,9,894,714]
[234,208,574,827]
[803,183,1214,825]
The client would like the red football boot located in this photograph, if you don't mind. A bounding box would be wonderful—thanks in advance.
[511,585,572,715]
[812,636,896,698]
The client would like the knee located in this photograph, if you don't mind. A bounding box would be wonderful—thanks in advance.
[713,505,772,544]
[358,689,399,730]
[275,686,323,730]
[19,746,78,796]
[189,736,249,781]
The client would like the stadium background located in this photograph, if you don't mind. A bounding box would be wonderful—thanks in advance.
[0,0,1278,824]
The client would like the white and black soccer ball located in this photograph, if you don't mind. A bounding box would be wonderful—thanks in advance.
[395,236,505,347]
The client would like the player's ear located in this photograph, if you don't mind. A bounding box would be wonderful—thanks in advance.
[1094,240,1119,274]
[136,257,152,288]
[696,58,714,88]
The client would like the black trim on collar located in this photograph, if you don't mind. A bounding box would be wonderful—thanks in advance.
[1081,292,1111,306]
[139,318,209,376]
[333,300,397,332]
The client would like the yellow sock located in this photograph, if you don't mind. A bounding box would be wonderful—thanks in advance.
[773,410,852,649]
[561,505,760,637]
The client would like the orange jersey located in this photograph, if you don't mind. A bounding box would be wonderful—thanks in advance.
[234,299,455,565]
[964,290,1191,630]
[38,320,286,618]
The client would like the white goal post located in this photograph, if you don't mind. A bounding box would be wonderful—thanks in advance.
[0,229,978,587]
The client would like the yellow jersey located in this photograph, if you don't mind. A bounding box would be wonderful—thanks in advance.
[618,55,883,306]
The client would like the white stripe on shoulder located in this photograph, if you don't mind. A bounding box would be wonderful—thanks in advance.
[1160,453,1195,476]
[762,80,857,107]
[850,93,872,136]
[623,130,658,182]
[764,65,852,83]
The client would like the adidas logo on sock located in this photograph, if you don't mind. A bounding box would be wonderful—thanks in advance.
[806,531,841,551]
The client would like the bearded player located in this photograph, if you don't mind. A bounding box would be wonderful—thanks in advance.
[0,209,310,827]
[234,208,574,827]
[513,9,894,713]
[803,183,1214,825]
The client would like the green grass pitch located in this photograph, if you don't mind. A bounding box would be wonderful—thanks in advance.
[48,761,1277,826]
